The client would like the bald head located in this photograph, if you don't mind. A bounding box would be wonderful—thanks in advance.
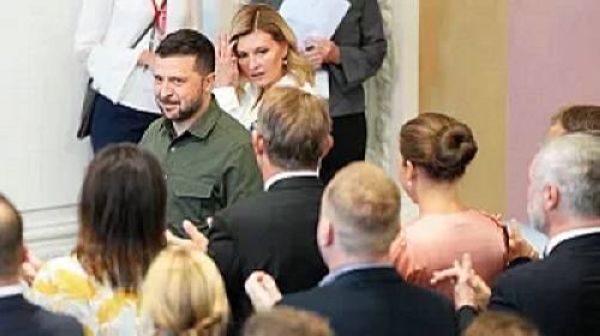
[0,194,23,277]
[321,162,401,257]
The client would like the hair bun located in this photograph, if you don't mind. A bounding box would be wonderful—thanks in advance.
[432,124,478,178]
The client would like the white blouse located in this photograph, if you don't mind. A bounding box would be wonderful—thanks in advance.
[213,75,316,129]
[74,0,201,114]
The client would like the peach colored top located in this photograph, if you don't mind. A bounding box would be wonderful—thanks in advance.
[390,210,508,301]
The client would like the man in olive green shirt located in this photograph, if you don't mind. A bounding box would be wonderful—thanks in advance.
[140,29,262,237]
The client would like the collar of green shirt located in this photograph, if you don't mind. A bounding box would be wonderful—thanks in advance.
[160,99,222,140]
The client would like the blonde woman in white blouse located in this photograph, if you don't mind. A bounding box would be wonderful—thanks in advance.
[75,0,200,152]
[213,4,316,129]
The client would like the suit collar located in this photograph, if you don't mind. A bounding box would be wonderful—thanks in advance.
[545,228,600,257]
[321,266,400,287]
[266,174,322,192]
[0,283,23,299]
[546,231,600,257]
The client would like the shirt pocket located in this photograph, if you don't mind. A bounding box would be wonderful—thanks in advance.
[171,177,216,233]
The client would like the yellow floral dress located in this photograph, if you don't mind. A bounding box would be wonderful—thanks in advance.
[26,255,152,336]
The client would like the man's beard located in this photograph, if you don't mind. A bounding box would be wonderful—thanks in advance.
[527,194,547,233]
[159,95,203,122]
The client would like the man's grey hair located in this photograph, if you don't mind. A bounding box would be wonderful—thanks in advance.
[532,133,600,218]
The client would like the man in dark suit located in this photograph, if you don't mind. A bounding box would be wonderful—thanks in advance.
[439,133,600,336]
[0,194,83,336]
[207,87,332,331]
[246,162,457,336]
[250,0,387,182]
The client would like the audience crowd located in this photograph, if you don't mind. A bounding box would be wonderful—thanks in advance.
[2,3,600,336]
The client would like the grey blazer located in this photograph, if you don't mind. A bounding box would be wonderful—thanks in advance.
[250,0,387,117]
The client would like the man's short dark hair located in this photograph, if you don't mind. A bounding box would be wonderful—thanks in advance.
[0,194,23,277]
[156,29,215,74]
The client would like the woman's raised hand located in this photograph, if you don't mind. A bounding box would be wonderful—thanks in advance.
[214,33,239,88]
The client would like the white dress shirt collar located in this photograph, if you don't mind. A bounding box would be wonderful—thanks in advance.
[544,227,600,256]
[264,170,319,191]
[0,283,24,299]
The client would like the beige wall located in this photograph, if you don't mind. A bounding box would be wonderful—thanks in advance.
[419,0,507,213]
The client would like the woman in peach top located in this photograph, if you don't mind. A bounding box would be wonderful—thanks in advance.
[390,112,508,301]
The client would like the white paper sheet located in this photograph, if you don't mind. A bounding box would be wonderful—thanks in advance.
[279,0,350,50]
[279,0,350,99]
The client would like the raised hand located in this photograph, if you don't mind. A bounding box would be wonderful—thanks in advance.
[431,253,491,310]
[507,219,539,262]
[245,271,282,311]
[214,33,239,88]
[302,36,340,68]
[164,220,208,252]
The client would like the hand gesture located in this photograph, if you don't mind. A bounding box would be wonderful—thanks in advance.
[302,37,340,68]
[22,246,45,285]
[165,220,208,252]
[215,33,239,88]
[431,253,491,310]
[138,50,156,71]
[245,271,282,311]
[507,219,539,262]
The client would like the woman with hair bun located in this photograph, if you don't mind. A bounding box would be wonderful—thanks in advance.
[390,112,508,301]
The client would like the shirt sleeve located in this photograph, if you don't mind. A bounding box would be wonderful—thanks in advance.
[74,0,145,102]
[328,0,387,89]
[221,142,263,206]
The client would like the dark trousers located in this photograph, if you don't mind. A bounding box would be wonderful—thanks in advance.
[90,94,159,154]
[320,113,367,183]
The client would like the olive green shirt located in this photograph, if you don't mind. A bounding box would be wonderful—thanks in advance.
[140,100,262,236]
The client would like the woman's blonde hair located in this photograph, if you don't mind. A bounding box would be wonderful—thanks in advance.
[142,246,229,336]
[230,4,314,87]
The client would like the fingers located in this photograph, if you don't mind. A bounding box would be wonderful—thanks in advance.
[217,33,228,60]
[461,253,473,273]
[430,267,460,285]
[165,229,195,248]
[245,271,281,311]
[183,220,208,251]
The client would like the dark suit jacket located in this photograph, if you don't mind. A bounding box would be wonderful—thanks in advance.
[208,176,328,332]
[0,294,83,336]
[281,267,458,336]
[250,0,387,117]
[476,233,600,336]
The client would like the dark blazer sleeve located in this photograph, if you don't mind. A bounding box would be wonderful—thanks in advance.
[329,0,387,90]
[208,212,244,302]
[487,272,523,313]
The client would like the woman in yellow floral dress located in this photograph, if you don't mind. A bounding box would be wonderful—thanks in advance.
[27,144,167,335]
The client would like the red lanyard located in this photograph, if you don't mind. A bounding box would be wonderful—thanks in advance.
[150,0,168,36]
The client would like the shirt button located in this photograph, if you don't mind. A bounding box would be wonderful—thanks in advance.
[164,174,168,180]
[170,147,176,153]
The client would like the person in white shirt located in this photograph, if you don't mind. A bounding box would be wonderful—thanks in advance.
[213,4,316,129]
[75,0,200,153]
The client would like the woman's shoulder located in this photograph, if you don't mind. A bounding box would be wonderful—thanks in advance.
[38,255,86,277]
